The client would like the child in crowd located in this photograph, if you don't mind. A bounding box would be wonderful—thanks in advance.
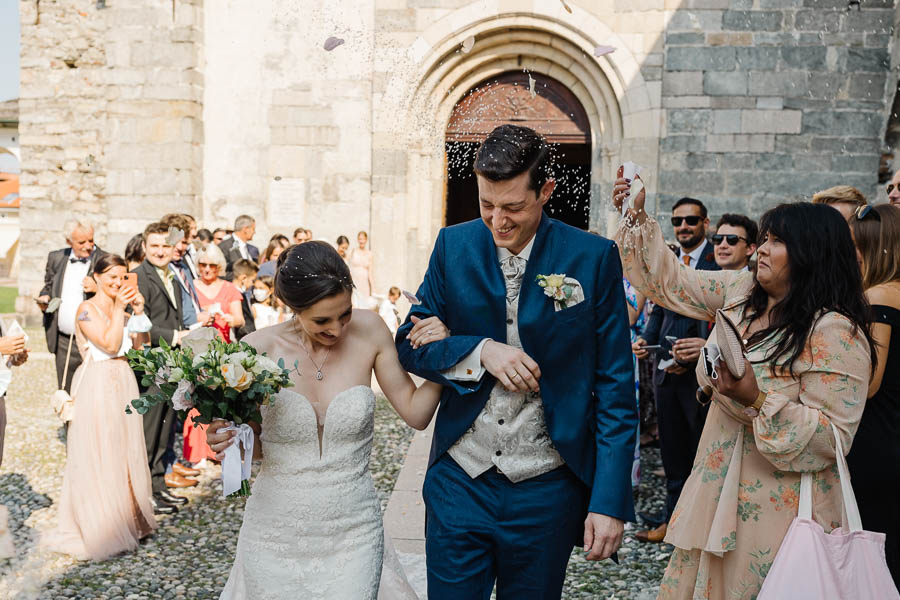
[251,276,281,329]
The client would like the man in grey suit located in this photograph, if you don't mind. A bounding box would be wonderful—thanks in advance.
[36,221,104,392]
[217,215,259,280]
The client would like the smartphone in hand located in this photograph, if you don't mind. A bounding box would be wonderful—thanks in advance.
[122,272,139,292]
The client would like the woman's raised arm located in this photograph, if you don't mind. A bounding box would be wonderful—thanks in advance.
[612,170,747,321]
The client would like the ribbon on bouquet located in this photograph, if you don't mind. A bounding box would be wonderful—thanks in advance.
[221,423,255,497]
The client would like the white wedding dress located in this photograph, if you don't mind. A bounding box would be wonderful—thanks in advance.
[220,385,418,600]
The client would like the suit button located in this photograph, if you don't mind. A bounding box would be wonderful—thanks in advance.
[498,419,505,425]
[506,318,513,324]
[495,450,502,456]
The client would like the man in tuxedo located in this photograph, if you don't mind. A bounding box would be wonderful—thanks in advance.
[134,222,191,514]
[632,197,720,543]
[396,125,637,598]
[218,215,259,280]
[37,221,104,392]
[232,259,257,339]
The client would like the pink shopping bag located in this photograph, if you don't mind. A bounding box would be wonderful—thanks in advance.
[758,423,899,600]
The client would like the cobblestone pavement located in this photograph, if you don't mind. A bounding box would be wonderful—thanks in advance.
[1,333,668,599]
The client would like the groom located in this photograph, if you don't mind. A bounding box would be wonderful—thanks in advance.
[396,124,637,598]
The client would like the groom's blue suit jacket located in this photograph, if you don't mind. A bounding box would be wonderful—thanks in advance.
[396,215,638,522]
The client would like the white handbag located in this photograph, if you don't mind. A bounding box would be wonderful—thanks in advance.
[49,334,85,423]
[758,423,899,599]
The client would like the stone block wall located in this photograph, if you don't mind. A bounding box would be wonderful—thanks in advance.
[658,0,894,233]
[17,0,203,310]
[202,0,375,251]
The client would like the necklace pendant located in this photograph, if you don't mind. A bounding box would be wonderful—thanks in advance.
[316,371,324,381]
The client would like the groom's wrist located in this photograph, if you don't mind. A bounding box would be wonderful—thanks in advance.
[476,338,492,366]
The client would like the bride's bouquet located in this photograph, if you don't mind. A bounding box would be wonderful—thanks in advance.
[125,328,294,497]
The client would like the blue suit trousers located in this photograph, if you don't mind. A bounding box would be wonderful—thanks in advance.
[423,455,587,599]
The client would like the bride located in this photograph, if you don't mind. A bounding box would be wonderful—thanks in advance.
[207,241,446,599]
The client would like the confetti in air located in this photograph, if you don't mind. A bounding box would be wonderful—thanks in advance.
[324,36,345,51]
[560,0,573,13]
[166,226,185,246]
[461,36,475,54]
[594,45,616,57]
[528,74,537,99]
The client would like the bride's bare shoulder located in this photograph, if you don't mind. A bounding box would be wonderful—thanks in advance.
[242,321,293,354]
[350,308,392,344]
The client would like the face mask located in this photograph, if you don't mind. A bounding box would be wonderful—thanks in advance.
[253,288,270,302]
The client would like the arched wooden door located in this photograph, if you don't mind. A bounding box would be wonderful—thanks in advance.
[444,71,591,229]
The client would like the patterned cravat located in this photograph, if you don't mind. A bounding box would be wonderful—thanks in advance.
[500,255,527,303]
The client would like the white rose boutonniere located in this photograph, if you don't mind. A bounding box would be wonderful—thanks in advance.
[536,273,585,311]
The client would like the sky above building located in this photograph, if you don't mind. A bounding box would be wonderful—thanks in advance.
[0,0,20,102]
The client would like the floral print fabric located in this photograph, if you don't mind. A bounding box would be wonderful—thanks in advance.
[616,218,871,599]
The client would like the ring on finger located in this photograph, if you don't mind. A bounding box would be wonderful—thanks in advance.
[510,372,520,379]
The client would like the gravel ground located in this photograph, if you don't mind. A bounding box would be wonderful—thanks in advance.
[1,330,668,598]
[561,447,671,600]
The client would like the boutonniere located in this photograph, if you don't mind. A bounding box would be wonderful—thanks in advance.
[536,273,584,311]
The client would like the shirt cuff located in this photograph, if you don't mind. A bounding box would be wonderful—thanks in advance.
[441,339,489,381]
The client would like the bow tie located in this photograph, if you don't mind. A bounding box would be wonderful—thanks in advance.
[69,256,89,264]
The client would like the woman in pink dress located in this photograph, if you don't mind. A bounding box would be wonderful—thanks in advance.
[183,244,245,464]
[44,254,156,561]
[348,231,375,307]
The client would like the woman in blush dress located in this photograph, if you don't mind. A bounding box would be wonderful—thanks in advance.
[207,241,443,599]
[183,243,246,465]
[44,254,156,561]
[348,231,375,307]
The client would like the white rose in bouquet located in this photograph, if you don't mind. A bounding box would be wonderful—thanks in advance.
[253,355,281,376]
[221,361,253,392]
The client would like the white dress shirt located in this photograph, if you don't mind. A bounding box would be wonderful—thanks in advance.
[57,257,92,335]
[678,240,709,269]
[234,236,250,260]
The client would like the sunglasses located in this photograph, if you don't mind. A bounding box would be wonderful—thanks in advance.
[886,183,897,195]
[671,216,703,227]
[197,262,219,269]
[711,234,749,246]
[855,205,881,222]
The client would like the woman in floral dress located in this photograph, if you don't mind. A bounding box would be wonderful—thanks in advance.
[612,171,875,599]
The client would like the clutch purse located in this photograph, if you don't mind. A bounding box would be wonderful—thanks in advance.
[714,309,748,378]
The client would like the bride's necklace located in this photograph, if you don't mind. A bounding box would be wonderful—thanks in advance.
[292,319,331,381]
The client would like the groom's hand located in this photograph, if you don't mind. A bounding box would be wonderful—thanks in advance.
[481,340,541,392]
[583,513,624,561]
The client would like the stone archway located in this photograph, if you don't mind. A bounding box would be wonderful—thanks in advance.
[371,7,660,288]
[444,71,592,229]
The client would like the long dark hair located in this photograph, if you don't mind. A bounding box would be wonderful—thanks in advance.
[274,241,354,313]
[742,203,875,377]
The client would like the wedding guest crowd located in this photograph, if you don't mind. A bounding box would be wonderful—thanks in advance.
[615,171,899,595]
[19,166,897,595]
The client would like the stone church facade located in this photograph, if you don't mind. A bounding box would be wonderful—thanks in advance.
[15,0,900,304]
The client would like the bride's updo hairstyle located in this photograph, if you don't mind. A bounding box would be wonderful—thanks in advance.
[274,241,355,313]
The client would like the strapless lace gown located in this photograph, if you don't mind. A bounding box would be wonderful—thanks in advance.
[220,385,416,600]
